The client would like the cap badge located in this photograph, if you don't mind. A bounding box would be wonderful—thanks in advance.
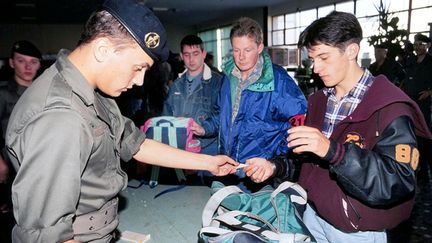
[144,32,160,49]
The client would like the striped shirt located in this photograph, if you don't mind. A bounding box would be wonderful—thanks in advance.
[322,69,374,138]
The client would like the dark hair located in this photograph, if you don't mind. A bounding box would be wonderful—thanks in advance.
[298,11,362,50]
[230,17,263,45]
[180,35,204,52]
[77,10,135,48]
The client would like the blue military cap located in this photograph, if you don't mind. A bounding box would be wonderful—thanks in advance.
[103,0,169,62]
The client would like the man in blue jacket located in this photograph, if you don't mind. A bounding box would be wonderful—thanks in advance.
[191,17,307,190]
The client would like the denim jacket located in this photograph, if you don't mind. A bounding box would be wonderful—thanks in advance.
[163,63,223,155]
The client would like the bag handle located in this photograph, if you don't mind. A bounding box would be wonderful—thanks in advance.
[202,185,243,227]
[270,181,308,231]
[271,181,307,204]
[155,119,174,127]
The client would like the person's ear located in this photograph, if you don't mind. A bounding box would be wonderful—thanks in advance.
[258,43,264,55]
[203,50,207,59]
[9,58,14,69]
[346,43,360,61]
[93,38,112,63]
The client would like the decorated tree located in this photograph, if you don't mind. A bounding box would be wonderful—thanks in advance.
[367,1,409,60]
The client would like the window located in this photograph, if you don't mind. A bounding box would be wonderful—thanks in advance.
[412,0,432,9]
[268,0,432,66]
[410,7,432,33]
[356,0,378,17]
[199,26,232,70]
[387,0,409,12]
[318,5,335,18]
[335,1,354,13]
[299,9,316,28]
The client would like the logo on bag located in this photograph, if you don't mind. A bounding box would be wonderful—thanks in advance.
[344,132,364,148]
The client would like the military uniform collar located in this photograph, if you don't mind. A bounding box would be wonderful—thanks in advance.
[55,49,96,106]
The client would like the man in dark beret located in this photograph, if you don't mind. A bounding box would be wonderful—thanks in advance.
[402,33,432,182]
[4,0,238,242]
[0,40,42,243]
[0,40,41,145]
[369,44,405,86]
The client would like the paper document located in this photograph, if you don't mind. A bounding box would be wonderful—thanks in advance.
[120,231,151,243]
[236,164,248,169]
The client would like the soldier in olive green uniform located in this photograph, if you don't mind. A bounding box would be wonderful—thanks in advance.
[5,1,238,243]
[0,40,41,243]
[0,40,41,183]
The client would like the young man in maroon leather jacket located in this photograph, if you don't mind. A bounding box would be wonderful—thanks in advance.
[243,11,432,242]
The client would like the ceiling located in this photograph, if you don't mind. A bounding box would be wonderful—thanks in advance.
[0,0,288,27]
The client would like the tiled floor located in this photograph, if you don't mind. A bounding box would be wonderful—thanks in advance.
[116,181,211,243]
[388,168,432,243]
[407,172,432,243]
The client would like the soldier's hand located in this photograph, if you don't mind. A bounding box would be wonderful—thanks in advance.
[208,155,238,176]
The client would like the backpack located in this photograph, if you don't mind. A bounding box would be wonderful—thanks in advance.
[199,181,315,243]
[140,116,201,188]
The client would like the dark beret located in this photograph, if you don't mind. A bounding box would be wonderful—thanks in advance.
[103,0,169,62]
[11,40,42,59]
[374,44,387,49]
[415,34,431,43]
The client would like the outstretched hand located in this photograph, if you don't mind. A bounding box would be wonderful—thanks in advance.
[190,119,205,136]
[244,158,274,183]
[208,155,239,176]
[287,125,330,157]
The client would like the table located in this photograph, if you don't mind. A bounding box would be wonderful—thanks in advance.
[116,180,211,242]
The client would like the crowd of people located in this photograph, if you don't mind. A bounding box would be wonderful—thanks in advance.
[0,0,431,242]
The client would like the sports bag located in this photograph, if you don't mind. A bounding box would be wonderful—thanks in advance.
[199,181,314,243]
[140,116,201,188]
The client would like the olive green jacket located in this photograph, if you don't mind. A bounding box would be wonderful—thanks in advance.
[6,49,145,243]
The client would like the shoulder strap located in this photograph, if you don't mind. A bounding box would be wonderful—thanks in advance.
[202,185,243,227]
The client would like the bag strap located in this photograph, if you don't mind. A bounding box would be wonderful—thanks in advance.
[215,210,277,232]
[270,181,308,232]
[149,126,186,187]
[149,127,162,187]
[202,185,243,227]
[167,127,187,182]
[213,210,309,243]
